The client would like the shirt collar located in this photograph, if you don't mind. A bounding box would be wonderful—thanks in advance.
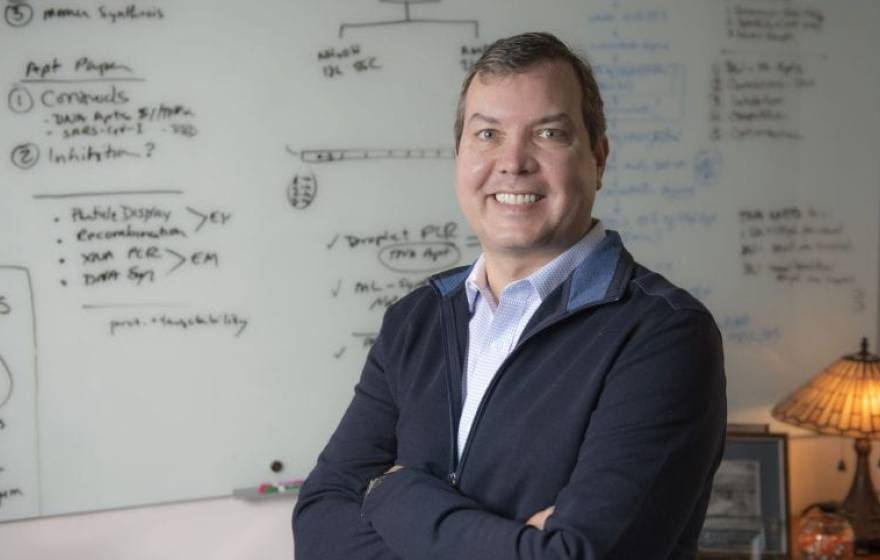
[464,220,607,312]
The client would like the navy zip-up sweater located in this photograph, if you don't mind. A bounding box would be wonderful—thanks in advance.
[293,231,727,559]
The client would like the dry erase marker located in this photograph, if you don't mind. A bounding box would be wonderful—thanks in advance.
[258,480,304,494]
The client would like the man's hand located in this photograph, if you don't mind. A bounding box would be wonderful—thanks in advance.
[526,506,555,530]
[383,465,555,531]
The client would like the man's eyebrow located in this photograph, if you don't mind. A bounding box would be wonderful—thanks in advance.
[467,112,500,125]
[533,113,574,126]
[466,112,575,127]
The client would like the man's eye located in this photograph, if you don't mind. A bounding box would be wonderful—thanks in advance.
[538,128,567,140]
[476,129,497,140]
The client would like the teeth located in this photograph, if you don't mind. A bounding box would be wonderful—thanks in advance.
[495,193,538,205]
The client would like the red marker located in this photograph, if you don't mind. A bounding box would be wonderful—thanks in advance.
[258,480,304,494]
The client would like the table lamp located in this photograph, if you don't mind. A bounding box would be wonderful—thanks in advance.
[772,338,880,550]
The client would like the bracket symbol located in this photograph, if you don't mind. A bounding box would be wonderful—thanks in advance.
[0,353,13,409]
[339,0,479,39]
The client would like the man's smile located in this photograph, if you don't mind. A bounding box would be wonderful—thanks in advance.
[492,192,544,205]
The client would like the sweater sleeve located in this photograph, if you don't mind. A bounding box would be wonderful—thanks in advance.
[361,309,727,560]
[292,317,402,560]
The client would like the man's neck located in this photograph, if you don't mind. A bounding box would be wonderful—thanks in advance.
[479,220,599,299]
[482,249,561,300]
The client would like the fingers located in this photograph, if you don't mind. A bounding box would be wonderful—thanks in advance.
[525,505,556,530]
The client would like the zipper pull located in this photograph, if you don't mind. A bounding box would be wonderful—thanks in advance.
[447,472,458,488]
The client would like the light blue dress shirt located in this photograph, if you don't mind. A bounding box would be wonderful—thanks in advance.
[458,220,606,458]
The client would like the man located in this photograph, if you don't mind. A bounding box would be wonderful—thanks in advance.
[293,32,726,559]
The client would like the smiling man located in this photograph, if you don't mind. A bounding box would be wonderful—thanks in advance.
[293,32,726,560]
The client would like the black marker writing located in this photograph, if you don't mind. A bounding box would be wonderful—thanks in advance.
[0,488,25,508]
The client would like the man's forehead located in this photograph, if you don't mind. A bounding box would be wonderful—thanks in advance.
[464,62,583,122]
[470,60,578,88]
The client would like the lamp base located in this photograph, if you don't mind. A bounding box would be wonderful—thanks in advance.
[852,524,880,555]
[839,438,880,553]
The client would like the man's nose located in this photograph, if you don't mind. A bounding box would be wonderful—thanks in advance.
[497,137,538,175]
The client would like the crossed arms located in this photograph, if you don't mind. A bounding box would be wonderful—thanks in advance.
[292,308,726,560]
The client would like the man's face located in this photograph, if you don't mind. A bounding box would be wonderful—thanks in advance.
[455,62,608,264]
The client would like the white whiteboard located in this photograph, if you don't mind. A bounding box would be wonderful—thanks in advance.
[0,0,877,521]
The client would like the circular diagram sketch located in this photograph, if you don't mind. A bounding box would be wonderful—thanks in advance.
[0,353,12,408]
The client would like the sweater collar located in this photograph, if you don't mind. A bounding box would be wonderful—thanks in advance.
[431,229,632,313]
[463,221,606,312]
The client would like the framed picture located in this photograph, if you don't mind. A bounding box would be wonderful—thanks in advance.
[698,431,791,559]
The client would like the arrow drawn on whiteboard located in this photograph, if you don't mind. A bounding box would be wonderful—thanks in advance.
[165,249,186,275]
[186,206,209,232]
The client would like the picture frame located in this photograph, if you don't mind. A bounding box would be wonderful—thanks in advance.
[698,431,791,559]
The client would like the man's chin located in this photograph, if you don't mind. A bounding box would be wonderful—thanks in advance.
[482,238,564,261]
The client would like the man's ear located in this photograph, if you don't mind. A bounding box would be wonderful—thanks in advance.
[594,134,610,191]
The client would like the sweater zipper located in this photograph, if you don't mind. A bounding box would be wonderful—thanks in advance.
[448,295,621,488]
[451,341,523,487]
[438,291,465,488]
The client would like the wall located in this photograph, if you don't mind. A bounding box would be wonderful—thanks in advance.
[0,496,296,559]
